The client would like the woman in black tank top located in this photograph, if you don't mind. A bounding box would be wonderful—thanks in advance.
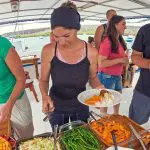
[39,1,103,130]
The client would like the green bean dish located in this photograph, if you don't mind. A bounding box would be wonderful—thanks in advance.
[61,126,103,150]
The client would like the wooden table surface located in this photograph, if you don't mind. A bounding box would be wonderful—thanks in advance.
[21,56,40,79]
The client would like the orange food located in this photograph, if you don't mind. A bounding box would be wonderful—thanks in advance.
[142,133,150,146]
[90,120,131,145]
[0,136,12,150]
[85,95,102,105]
[84,90,113,105]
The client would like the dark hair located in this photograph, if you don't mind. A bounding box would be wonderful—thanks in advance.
[88,36,94,44]
[61,1,77,11]
[107,15,127,53]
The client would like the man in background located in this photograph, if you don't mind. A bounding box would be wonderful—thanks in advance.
[129,23,150,125]
[94,9,117,50]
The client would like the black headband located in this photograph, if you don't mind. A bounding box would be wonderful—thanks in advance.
[51,7,80,30]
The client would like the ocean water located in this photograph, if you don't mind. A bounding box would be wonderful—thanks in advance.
[10,35,134,58]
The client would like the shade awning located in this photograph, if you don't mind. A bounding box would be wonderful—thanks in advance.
[0,0,150,25]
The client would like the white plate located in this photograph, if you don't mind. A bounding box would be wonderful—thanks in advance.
[106,146,134,150]
[77,89,121,107]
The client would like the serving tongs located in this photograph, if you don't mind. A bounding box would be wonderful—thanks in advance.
[128,123,147,150]
[90,110,105,119]
[89,111,104,126]
[53,124,58,150]
[111,130,118,150]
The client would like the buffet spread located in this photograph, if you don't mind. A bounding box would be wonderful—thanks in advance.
[0,89,150,150]
[0,114,150,150]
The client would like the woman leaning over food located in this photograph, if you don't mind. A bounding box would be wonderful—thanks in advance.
[39,1,103,130]
[98,15,129,114]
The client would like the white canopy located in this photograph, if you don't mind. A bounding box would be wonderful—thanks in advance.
[0,0,150,26]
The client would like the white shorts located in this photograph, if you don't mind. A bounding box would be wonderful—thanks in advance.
[0,92,34,140]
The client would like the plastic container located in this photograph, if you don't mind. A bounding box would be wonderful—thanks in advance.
[59,124,106,150]
[15,132,53,150]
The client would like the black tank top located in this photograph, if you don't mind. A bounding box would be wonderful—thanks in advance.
[49,42,90,112]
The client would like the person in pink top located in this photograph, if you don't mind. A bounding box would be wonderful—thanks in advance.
[98,15,129,114]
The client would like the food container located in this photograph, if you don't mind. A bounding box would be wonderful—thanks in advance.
[0,135,16,150]
[58,122,106,150]
[119,128,150,150]
[90,117,131,147]
[89,114,149,150]
[15,132,61,150]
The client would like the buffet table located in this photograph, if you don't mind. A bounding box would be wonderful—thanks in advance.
[0,114,149,149]
[15,114,150,150]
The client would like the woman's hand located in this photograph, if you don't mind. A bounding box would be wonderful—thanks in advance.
[42,95,55,113]
[95,84,105,90]
[0,102,12,123]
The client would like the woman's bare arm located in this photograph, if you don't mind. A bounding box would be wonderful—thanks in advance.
[5,48,25,107]
[98,55,128,68]
[39,44,52,97]
[88,45,103,89]
[39,43,55,113]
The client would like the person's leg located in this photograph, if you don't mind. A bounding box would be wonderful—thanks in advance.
[113,76,122,114]
[76,108,89,123]
[99,107,108,114]
[97,72,115,114]
[130,65,137,87]
[11,92,34,140]
[122,67,126,87]
[48,111,65,131]
[69,113,77,122]
[113,104,120,114]
[129,90,150,125]
[122,65,130,87]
